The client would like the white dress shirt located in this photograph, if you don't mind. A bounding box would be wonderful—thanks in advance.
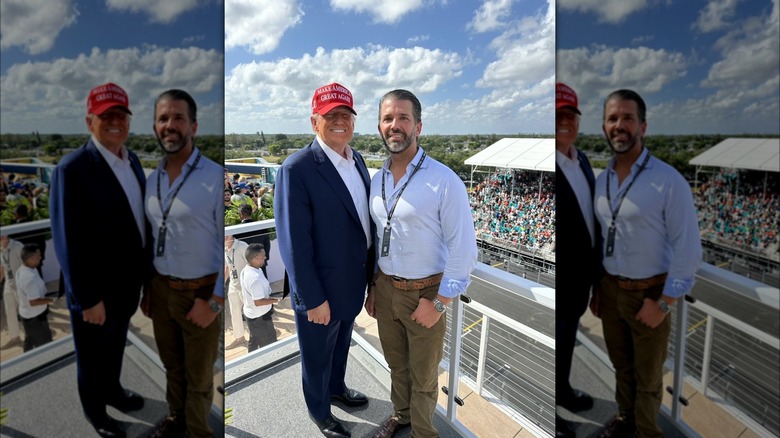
[369,148,478,298]
[146,147,225,297]
[317,136,371,247]
[15,265,47,319]
[93,136,146,246]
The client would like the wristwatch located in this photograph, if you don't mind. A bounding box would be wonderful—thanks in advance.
[656,298,670,314]
[208,298,223,313]
[432,298,446,313]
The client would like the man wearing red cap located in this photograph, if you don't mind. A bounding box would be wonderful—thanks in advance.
[275,82,374,438]
[50,82,151,438]
[554,82,598,437]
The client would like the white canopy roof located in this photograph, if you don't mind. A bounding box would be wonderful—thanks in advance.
[464,138,555,172]
[689,138,779,172]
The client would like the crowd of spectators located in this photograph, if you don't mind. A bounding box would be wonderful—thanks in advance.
[470,169,555,253]
[1,173,49,226]
[695,169,779,258]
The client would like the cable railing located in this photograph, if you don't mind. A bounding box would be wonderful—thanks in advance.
[666,274,780,436]
[442,265,555,437]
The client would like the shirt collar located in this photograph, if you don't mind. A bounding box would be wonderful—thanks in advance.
[381,146,426,172]
[317,135,353,167]
[92,135,128,165]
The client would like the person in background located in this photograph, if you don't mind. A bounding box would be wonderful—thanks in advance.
[240,243,279,351]
[1,232,24,349]
[15,243,54,351]
[225,234,248,344]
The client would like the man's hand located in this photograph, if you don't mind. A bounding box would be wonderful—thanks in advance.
[83,301,106,326]
[307,300,331,325]
[140,287,151,318]
[411,298,445,328]
[187,298,219,328]
[635,297,669,329]
[364,288,376,318]
[589,284,602,318]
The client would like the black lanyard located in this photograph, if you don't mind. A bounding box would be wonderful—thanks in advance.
[380,152,426,257]
[155,151,202,256]
[1,248,11,280]
[226,246,238,279]
[604,151,650,256]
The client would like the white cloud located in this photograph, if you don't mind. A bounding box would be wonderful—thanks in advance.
[557,0,650,24]
[557,45,688,131]
[330,0,425,24]
[468,0,514,32]
[106,0,202,24]
[224,45,463,134]
[0,46,223,134]
[703,0,779,90]
[0,0,78,54]
[225,0,303,55]
[406,34,430,45]
[693,0,741,33]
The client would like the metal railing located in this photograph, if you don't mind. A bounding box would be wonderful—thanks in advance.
[442,264,556,437]
[666,265,780,437]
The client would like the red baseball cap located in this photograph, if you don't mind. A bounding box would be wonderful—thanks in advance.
[556,82,581,115]
[311,82,357,116]
[87,82,132,116]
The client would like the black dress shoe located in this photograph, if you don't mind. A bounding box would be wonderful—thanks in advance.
[310,414,351,438]
[555,415,576,438]
[107,389,144,412]
[558,388,593,412]
[91,416,126,438]
[330,388,368,407]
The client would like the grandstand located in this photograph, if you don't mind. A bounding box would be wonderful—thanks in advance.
[465,138,556,283]
[689,138,779,282]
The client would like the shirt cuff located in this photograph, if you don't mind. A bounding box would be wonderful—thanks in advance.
[437,276,471,299]
[663,277,695,299]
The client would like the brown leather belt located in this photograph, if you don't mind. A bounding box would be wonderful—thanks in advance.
[608,273,667,291]
[158,272,219,291]
[383,272,443,291]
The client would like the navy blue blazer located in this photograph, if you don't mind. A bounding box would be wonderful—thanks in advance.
[555,149,602,319]
[49,140,152,316]
[274,139,374,321]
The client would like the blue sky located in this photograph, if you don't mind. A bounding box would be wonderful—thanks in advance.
[0,0,224,135]
[224,0,554,135]
[557,0,780,135]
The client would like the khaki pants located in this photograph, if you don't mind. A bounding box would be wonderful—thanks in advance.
[150,274,221,438]
[375,272,445,438]
[600,275,671,438]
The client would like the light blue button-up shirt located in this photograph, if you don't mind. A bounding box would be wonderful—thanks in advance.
[146,147,225,298]
[369,148,478,298]
[594,147,702,298]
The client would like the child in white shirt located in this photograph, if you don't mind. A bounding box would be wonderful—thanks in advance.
[15,243,54,352]
[240,243,278,351]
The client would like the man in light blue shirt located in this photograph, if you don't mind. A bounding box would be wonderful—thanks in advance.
[591,89,702,438]
[365,89,477,438]
[143,89,224,438]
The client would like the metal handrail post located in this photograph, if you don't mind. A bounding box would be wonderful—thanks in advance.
[475,316,491,395]
[671,298,689,421]
[446,297,465,421]
[700,315,715,397]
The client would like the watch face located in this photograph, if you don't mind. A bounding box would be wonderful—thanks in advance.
[658,300,669,313]
[433,299,445,312]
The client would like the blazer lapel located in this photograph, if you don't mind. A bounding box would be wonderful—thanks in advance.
[311,140,363,228]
